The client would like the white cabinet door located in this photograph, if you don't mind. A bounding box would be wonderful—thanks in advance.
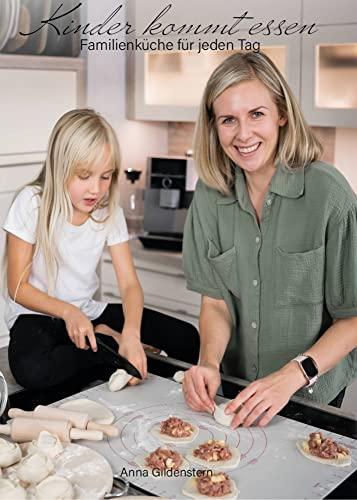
[301,24,357,127]
[0,192,15,346]
[303,0,357,25]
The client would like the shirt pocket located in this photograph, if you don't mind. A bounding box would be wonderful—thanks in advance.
[207,239,240,298]
[275,245,325,306]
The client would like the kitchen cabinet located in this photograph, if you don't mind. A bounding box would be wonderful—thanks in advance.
[0,55,86,158]
[0,163,42,347]
[126,0,302,121]
[302,0,357,25]
[101,242,200,327]
[301,24,357,127]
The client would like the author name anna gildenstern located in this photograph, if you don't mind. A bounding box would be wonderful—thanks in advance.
[120,467,213,478]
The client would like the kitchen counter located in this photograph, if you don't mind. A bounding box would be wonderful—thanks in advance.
[6,354,357,498]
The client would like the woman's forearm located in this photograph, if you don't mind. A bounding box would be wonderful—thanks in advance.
[120,283,144,337]
[304,317,357,375]
[199,296,233,369]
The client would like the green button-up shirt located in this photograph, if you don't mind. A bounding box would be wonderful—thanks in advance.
[183,161,357,404]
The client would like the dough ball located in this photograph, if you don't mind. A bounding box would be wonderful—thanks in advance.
[0,478,26,499]
[28,431,63,459]
[35,475,74,499]
[17,452,54,484]
[173,371,185,384]
[108,369,132,392]
[213,402,234,427]
[0,438,22,467]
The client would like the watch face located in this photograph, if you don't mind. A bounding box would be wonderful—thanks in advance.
[301,357,318,378]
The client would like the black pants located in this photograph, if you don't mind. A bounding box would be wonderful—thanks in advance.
[8,304,200,391]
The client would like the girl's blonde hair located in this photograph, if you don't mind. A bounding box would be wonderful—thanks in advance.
[194,51,322,195]
[7,108,121,296]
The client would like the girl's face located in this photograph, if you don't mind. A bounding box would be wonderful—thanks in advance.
[68,143,114,225]
[213,79,287,177]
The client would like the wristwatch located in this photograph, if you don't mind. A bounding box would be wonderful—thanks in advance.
[293,354,319,389]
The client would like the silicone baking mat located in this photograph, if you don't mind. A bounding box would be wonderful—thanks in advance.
[54,374,357,499]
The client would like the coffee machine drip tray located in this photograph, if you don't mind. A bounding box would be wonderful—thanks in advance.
[138,232,183,252]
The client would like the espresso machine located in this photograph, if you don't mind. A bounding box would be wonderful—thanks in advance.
[139,155,198,251]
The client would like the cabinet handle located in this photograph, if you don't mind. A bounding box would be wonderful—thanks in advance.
[103,258,184,278]
[135,265,184,278]
[103,291,121,299]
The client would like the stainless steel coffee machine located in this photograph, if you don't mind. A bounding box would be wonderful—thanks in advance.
[139,156,198,251]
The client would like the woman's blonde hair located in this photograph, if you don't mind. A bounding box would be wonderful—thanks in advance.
[7,108,121,296]
[194,51,322,195]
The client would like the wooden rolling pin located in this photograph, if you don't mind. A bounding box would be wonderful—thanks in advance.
[0,417,103,443]
[9,406,118,437]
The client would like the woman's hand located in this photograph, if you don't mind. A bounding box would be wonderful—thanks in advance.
[182,364,221,413]
[63,305,97,351]
[226,363,307,428]
[118,329,147,386]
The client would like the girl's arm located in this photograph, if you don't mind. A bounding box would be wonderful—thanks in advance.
[6,233,97,350]
[183,296,232,413]
[108,241,147,380]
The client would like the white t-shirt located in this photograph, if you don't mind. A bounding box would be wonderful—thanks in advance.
[3,186,129,329]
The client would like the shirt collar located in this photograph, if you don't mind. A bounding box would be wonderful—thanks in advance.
[232,163,305,205]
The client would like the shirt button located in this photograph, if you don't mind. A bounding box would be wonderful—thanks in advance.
[255,236,260,244]
[251,321,257,329]
[266,198,272,206]
[252,364,257,373]
[253,279,258,287]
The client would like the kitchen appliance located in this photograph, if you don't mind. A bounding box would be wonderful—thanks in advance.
[123,168,144,234]
[139,155,198,251]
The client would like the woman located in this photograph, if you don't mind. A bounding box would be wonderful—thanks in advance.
[182,52,357,427]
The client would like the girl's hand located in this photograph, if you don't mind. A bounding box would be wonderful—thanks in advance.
[118,330,147,385]
[63,306,97,351]
[225,363,307,428]
[182,364,221,413]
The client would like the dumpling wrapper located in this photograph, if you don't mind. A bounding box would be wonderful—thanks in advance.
[296,439,352,467]
[35,475,74,499]
[186,445,241,471]
[173,371,185,383]
[108,369,132,392]
[28,431,63,459]
[150,422,199,444]
[0,438,22,467]
[213,403,235,427]
[58,399,114,425]
[134,454,190,478]
[0,478,26,499]
[182,477,239,499]
[17,452,54,484]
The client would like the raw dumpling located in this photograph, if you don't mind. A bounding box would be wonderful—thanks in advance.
[35,475,74,499]
[28,431,63,459]
[0,438,22,467]
[213,402,234,427]
[17,452,54,484]
[173,371,185,383]
[108,369,131,392]
[0,478,26,499]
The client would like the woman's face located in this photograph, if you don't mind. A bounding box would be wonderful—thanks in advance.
[213,79,286,176]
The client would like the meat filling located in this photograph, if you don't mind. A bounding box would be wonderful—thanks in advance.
[160,417,194,438]
[145,447,182,471]
[193,439,232,462]
[196,472,232,497]
[306,432,350,460]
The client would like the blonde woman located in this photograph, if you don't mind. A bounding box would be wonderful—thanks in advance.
[182,52,357,426]
[3,109,199,390]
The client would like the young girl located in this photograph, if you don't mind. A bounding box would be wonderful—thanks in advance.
[3,109,199,391]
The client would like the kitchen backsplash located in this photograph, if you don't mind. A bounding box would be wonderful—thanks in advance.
[168,123,336,164]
